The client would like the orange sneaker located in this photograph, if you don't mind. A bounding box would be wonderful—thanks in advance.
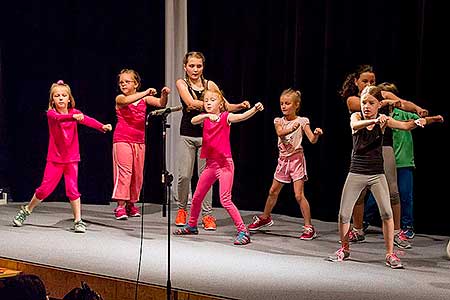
[175,209,187,226]
[202,215,217,231]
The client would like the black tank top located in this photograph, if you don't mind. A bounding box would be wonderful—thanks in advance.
[179,80,208,137]
[349,122,384,175]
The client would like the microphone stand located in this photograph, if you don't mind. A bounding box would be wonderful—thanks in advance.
[158,110,173,300]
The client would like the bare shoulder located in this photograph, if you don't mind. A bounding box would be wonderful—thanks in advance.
[176,79,187,88]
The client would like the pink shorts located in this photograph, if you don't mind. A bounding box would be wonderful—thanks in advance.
[274,152,308,184]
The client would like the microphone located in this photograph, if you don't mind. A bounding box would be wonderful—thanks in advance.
[149,105,182,116]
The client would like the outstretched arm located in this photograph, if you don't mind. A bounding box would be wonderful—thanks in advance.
[303,124,323,144]
[145,86,171,108]
[424,115,444,125]
[191,113,219,125]
[176,79,204,111]
[207,80,251,112]
[381,91,429,117]
[350,112,379,132]
[116,88,156,107]
[227,102,264,124]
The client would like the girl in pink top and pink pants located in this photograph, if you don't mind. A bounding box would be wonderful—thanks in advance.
[13,80,112,233]
[112,69,170,220]
[174,89,264,245]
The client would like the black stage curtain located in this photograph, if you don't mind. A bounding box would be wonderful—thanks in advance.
[187,0,449,234]
[1,1,448,235]
[1,1,165,205]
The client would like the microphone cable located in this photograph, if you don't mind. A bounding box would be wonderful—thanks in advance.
[134,109,152,300]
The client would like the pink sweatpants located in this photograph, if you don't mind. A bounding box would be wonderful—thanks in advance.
[35,161,80,201]
[112,142,145,202]
[188,158,247,232]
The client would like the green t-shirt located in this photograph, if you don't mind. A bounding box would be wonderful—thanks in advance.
[392,108,419,168]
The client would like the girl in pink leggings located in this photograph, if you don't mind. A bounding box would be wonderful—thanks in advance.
[174,89,264,245]
[12,80,112,233]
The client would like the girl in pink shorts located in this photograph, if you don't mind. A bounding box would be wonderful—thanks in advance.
[248,88,323,240]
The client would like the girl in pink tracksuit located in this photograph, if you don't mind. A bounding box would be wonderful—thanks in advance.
[13,80,112,233]
[112,69,170,220]
[173,89,264,245]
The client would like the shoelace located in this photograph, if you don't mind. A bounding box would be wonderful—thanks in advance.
[387,250,404,262]
[235,232,249,243]
[398,230,408,241]
[335,247,349,260]
[302,226,313,234]
[15,210,28,222]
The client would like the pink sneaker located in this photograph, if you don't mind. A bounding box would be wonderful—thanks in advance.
[248,215,274,231]
[126,203,141,217]
[299,225,317,240]
[114,206,128,220]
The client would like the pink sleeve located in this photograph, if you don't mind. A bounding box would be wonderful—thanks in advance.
[78,111,105,132]
[47,109,76,122]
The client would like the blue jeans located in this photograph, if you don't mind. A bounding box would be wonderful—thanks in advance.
[397,167,414,229]
[364,167,414,229]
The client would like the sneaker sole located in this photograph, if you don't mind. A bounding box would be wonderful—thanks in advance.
[128,214,141,217]
[12,220,23,227]
[386,262,404,269]
[203,226,217,231]
[394,242,412,249]
[248,220,274,232]
[327,255,350,262]
[300,233,318,241]
[115,215,128,220]
[175,222,186,226]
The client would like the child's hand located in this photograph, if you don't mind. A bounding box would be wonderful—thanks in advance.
[146,88,157,96]
[254,102,264,112]
[208,114,219,122]
[161,86,171,95]
[314,128,323,135]
[417,108,429,117]
[102,124,112,132]
[375,114,388,125]
[73,113,84,121]
[414,118,426,128]
[240,101,251,109]
[291,122,301,132]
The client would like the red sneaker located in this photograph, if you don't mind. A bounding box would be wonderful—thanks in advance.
[248,215,273,231]
[126,203,141,217]
[299,225,317,240]
[114,206,128,220]
[202,215,217,231]
[175,209,187,226]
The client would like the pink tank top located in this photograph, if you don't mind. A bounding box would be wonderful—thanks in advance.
[113,99,147,143]
[200,111,232,159]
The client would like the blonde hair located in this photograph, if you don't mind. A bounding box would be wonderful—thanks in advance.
[48,80,75,110]
[378,82,399,94]
[361,85,383,102]
[202,89,227,112]
[117,69,141,90]
[281,88,301,113]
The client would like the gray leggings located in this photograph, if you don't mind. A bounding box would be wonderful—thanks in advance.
[356,146,400,205]
[339,173,393,224]
[176,135,213,216]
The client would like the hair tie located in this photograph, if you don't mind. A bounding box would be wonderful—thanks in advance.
[57,80,64,85]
